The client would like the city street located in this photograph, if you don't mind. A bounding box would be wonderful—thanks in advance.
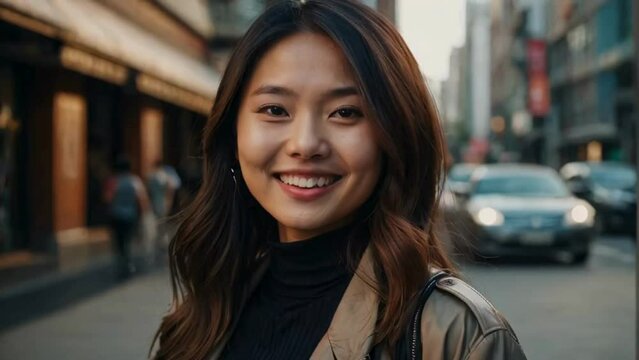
[462,236,636,360]
[0,0,636,359]
[0,236,635,360]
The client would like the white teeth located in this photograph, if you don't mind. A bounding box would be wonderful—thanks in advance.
[279,174,336,188]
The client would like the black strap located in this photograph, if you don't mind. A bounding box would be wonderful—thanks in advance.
[368,271,450,360]
[400,271,450,360]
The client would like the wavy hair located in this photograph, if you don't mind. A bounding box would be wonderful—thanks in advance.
[152,1,454,358]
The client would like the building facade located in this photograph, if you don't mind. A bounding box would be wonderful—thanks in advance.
[441,0,493,164]
[208,0,397,74]
[0,0,218,294]
[454,0,492,163]
[547,0,635,165]
[441,46,469,161]
[489,0,551,164]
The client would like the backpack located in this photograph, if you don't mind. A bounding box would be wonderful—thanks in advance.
[108,174,140,222]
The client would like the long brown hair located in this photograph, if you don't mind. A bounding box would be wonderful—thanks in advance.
[152,1,454,358]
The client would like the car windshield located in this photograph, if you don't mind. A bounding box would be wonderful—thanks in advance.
[448,165,476,183]
[590,167,636,190]
[474,173,570,197]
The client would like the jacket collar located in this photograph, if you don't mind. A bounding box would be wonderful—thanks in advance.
[310,246,379,360]
[210,247,380,360]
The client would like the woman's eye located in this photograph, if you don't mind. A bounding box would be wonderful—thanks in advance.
[259,105,289,117]
[331,107,364,119]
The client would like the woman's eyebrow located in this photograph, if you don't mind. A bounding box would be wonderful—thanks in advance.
[249,85,360,100]
[250,85,296,97]
[324,86,359,100]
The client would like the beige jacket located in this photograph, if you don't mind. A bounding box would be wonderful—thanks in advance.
[210,248,527,360]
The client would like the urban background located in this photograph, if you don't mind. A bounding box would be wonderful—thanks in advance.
[0,0,635,359]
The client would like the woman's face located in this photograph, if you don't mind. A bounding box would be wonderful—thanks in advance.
[236,32,382,242]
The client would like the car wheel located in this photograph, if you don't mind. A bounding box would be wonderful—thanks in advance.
[571,251,590,265]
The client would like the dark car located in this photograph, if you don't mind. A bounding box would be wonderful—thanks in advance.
[454,164,595,264]
[559,162,636,236]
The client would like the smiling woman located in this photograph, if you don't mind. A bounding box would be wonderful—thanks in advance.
[151,1,526,360]
[236,32,382,242]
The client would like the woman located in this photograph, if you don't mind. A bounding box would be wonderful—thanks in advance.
[153,1,526,359]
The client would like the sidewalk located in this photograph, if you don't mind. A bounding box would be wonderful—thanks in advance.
[0,269,171,360]
[0,227,162,331]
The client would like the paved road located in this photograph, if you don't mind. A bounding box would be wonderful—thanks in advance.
[0,237,635,359]
[461,236,636,360]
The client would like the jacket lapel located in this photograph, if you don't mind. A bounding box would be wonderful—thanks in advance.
[211,247,381,360]
[310,247,380,360]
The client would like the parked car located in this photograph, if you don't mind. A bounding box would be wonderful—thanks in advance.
[447,163,478,199]
[453,164,596,264]
[560,162,636,236]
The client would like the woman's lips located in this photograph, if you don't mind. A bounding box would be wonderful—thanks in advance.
[275,173,342,201]
[278,173,339,188]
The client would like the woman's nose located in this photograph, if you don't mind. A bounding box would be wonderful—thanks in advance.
[285,113,330,160]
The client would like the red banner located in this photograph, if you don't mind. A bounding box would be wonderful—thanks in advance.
[528,73,550,117]
[527,40,550,116]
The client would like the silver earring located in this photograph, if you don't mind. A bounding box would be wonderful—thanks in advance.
[230,167,237,185]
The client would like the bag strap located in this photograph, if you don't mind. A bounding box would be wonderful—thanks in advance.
[367,271,450,360]
[399,271,450,360]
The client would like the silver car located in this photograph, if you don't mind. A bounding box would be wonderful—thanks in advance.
[453,164,596,264]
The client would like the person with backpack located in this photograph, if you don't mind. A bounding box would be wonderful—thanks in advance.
[104,156,149,279]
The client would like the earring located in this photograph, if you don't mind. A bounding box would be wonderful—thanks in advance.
[231,168,237,186]
[230,167,237,185]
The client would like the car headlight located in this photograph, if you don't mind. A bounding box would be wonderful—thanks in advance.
[564,203,595,227]
[472,207,505,227]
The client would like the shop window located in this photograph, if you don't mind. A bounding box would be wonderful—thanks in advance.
[586,141,602,162]
[1,63,28,253]
[0,102,19,252]
[597,71,616,123]
[86,80,118,227]
[618,0,632,41]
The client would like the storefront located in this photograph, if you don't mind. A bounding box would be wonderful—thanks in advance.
[0,0,218,292]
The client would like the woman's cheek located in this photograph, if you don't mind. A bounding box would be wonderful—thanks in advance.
[339,126,382,173]
[238,122,281,173]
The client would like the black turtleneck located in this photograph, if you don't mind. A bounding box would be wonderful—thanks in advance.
[222,225,363,360]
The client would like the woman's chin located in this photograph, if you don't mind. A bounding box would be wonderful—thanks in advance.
[276,217,348,242]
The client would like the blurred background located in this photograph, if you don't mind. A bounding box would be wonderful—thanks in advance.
[0,0,635,359]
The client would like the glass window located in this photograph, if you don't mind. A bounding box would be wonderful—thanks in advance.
[590,166,636,190]
[474,173,570,197]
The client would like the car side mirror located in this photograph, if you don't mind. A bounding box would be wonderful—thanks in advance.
[452,187,470,203]
[566,177,589,196]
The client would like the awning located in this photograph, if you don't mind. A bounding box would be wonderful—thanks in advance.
[0,0,219,112]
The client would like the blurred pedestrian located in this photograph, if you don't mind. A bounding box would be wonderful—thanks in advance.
[152,1,526,359]
[104,156,149,279]
[146,160,181,264]
[147,161,181,217]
